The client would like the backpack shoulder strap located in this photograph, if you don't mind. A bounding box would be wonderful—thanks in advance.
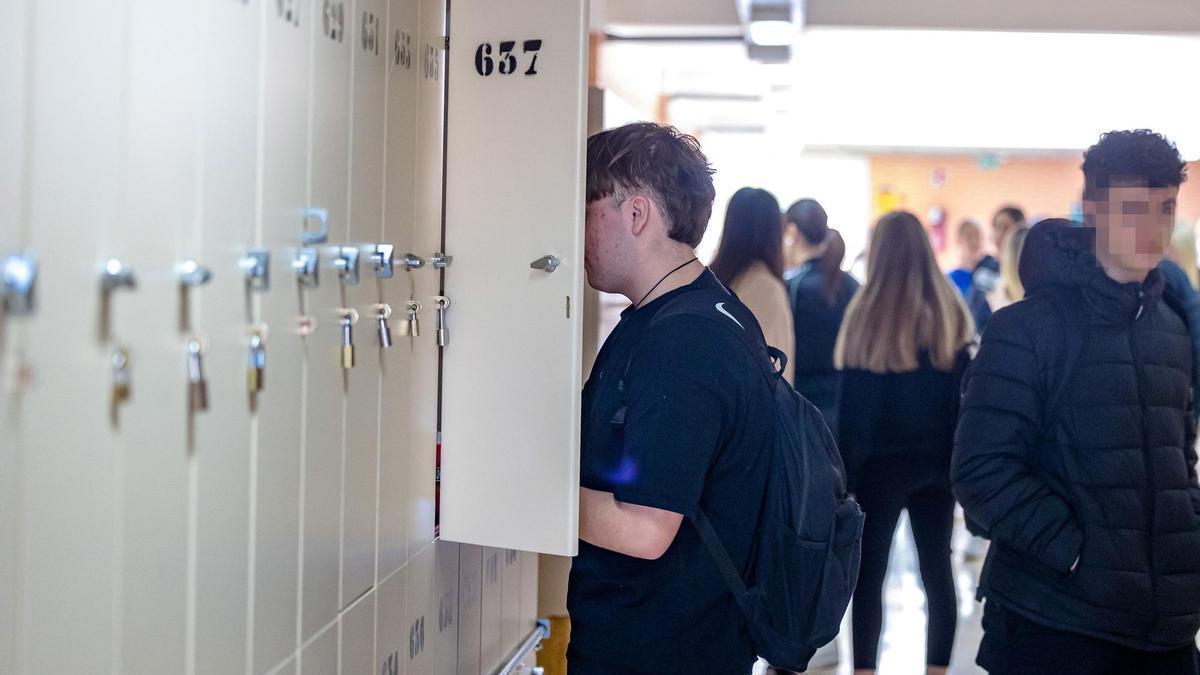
[623,281,787,386]
[692,509,753,615]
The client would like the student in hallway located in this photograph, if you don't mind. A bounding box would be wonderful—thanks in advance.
[955,130,1200,674]
[711,187,796,383]
[783,198,859,436]
[569,122,775,675]
[835,210,974,675]
[987,223,1030,311]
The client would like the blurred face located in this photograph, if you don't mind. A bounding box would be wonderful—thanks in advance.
[1085,181,1179,279]
[992,212,1018,249]
[782,221,803,259]
[960,225,982,257]
[584,195,634,293]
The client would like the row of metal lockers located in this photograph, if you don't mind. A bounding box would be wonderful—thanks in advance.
[0,0,587,673]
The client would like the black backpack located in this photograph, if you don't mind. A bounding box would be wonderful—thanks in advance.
[641,285,865,672]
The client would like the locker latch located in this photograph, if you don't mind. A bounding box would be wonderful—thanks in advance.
[99,258,137,341]
[529,255,560,274]
[176,259,213,332]
[239,249,270,292]
[1,252,37,316]
[293,248,320,288]
[371,243,426,279]
[334,246,360,286]
[372,243,396,278]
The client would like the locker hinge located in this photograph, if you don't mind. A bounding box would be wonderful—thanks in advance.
[442,35,449,50]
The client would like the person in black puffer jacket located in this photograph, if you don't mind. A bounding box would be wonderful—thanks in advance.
[954,130,1200,674]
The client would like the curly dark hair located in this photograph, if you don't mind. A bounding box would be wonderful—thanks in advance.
[586,122,717,247]
[1082,129,1187,199]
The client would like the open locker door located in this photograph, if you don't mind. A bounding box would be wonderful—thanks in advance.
[440,0,587,556]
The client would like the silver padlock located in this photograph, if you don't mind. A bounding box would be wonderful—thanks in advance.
[376,305,393,349]
[433,296,451,347]
[110,346,132,425]
[187,338,208,412]
[400,300,422,338]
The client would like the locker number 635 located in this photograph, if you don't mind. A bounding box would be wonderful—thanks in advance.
[474,39,543,77]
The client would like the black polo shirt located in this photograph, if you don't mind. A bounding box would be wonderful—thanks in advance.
[567,270,774,674]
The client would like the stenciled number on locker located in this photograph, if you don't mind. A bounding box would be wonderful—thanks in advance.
[393,29,413,70]
[408,615,426,660]
[323,0,345,42]
[473,39,543,77]
[276,0,300,25]
[361,10,380,56]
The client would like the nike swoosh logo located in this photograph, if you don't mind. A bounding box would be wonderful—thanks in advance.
[715,302,745,329]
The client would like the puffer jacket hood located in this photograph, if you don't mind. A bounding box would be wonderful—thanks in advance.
[1018,218,1164,324]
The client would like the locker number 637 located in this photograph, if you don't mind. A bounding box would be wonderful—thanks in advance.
[474,39,543,77]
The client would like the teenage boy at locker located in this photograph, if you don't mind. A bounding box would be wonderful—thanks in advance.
[566,122,775,674]
[954,129,1200,674]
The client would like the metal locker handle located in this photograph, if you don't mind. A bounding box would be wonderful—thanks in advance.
[530,255,560,273]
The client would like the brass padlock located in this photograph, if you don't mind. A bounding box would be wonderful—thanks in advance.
[247,330,266,393]
[341,317,355,369]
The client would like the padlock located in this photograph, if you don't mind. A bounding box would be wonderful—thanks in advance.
[187,338,208,412]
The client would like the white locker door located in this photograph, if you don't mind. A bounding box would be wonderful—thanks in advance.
[193,2,261,674]
[456,544,484,675]
[407,0,445,556]
[340,591,377,675]
[479,547,503,672]
[519,552,538,632]
[500,549,521,657]
[519,552,539,670]
[302,0,354,641]
[440,0,587,555]
[254,1,312,671]
[342,0,389,607]
[375,565,406,675]
[17,1,125,672]
[377,0,421,584]
[432,541,461,672]
[119,0,204,672]
[0,0,28,669]
[405,544,435,674]
[299,621,339,675]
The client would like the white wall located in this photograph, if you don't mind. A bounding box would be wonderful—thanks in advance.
[788,29,1200,160]
[698,132,872,268]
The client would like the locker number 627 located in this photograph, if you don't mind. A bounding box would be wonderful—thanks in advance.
[474,39,543,77]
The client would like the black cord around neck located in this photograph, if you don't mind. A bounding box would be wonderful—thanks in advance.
[635,257,699,309]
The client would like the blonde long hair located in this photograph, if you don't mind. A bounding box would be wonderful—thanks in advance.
[835,211,974,373]
[999,225,1030,303]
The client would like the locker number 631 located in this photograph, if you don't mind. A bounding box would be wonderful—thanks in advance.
[474,39,543,77]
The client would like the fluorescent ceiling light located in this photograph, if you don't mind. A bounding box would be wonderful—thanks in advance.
[749,20,794,46]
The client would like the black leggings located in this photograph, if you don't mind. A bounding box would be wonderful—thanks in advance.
[852,455,957,669]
